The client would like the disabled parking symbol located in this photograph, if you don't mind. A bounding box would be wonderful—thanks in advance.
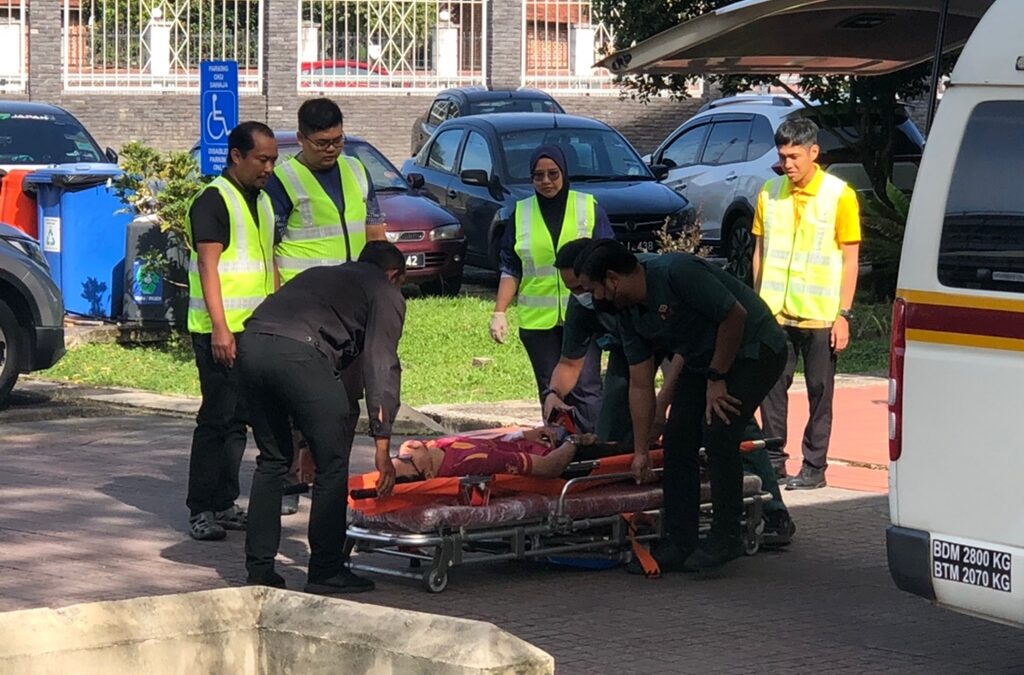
[202,91,236,143]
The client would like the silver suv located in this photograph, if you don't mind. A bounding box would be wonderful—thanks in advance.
[646,95,925,282]
[0,223,65,406]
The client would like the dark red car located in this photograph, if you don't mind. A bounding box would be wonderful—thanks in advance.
[299,60,390,89]
[195,132,467,295]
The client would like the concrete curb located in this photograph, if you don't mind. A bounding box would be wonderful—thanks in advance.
[21,378,446,436]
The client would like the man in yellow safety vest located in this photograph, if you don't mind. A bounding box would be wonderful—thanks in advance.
[752,118,861,490]
[185,121,277,541]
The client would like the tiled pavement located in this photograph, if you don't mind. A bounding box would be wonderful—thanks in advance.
[2,390,1023,674]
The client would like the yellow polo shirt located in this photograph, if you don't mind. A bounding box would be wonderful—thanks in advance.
[752,166,861,328]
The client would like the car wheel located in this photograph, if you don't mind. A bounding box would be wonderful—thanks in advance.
[419,273,463,297]
[0,298,23,408]
[726,216,755,287]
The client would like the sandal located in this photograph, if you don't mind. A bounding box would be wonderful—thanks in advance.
[189,511,226,541]
[214,504,247,531]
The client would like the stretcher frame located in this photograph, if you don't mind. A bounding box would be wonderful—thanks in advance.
[345,466,771,593]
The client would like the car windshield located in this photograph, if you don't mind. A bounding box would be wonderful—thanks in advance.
[499,128,652,183]
[469,99,562,115]
[276,141,408,191]
[0,112,105,165]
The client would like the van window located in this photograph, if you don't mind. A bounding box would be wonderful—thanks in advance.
[939,101,1024,294]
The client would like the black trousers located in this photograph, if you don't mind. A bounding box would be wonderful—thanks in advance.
[760,326,837,471]
[661,346,787,549]
[239,333,355,582]
[520,326,603,433]
[186,332,247,516]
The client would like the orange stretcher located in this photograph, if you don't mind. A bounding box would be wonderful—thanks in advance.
[344,434,771,593]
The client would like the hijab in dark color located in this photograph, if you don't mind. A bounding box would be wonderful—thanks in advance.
[529,145,571,241]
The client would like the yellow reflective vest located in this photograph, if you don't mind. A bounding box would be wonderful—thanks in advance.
[514,190,597,330]
[186,176,275,334]
[758,173,846,321]
[272,154,369,283]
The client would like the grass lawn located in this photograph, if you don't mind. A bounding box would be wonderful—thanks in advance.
[44,297,891,405]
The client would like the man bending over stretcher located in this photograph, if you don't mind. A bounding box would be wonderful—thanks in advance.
[391,427,598,480]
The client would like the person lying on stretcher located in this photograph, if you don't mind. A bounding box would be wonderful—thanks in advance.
[390,427,600,480]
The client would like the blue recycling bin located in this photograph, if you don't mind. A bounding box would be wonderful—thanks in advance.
[23,163,133,318]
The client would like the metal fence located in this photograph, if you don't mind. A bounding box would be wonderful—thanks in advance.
[0,0,26,92]
[522,0,615,93]
[62,0,262,91]
[298,0,486,92]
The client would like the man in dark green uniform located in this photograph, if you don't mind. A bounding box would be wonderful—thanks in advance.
[550,239,795,548]
[577,241,788,572]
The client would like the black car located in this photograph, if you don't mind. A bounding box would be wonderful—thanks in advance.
[0,100,119,170]
[410,87,565,157]
[401,113,694,270]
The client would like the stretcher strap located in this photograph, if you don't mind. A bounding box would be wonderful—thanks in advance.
[624,512,660,579]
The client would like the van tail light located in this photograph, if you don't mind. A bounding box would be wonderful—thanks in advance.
[888,298,907,461]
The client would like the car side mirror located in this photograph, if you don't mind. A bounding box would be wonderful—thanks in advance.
[460,169,489,187]
[406,172,425,189]
[105,147,119,163]
[650,163,670,181]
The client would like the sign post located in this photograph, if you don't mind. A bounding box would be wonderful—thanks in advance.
[200,60,238,176]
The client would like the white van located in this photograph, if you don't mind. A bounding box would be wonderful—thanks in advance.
[597,0,1019,626]
[886,0,1024,628]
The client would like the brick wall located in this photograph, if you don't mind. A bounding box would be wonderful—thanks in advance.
[20,0,705,166]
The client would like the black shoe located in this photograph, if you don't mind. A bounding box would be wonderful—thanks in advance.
[626,540,694,575]
[785,467,827,491]
[762,510,796,548]
[246,570,286,589]
[683,534,744,571]
[304,568,375,595]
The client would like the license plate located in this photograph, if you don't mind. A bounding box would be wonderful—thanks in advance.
[405,253,425,269]
[625,240,656,253]
[932,539,1012,592]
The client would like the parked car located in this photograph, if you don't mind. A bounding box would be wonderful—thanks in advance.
[410,87,565,157]
[645,94,925,282]
[401,113,694,270]
[299,60,390,88]
[191,132,467,295]
[0,223,65,406]
[0,101,118,172]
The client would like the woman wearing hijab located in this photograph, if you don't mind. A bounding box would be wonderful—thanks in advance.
[489,145,615,432]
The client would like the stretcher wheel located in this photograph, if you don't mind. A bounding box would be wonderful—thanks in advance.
[744,535,760,556]
[423,569,448,593]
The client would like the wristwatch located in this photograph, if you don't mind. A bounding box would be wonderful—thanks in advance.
[707,368,728,382]
[838,308,854,321]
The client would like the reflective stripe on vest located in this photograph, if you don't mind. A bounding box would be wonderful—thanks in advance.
[758,172,846,321]
[273,155,369,284]
[514,190,596,330]
[186,176,275,334]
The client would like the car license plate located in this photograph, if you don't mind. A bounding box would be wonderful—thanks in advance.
[405,253,425,269]
[625,240,656,253]
[932,539,1012,592]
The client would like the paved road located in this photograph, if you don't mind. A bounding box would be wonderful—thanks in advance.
[2,390,1022,674]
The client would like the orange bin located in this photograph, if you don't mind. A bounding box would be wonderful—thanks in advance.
[0,170,39,239]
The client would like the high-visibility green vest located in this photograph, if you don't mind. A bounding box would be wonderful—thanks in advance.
[514,190,597,330]
[758,172,846,321]
[186,176,275,334]
[272,155,369,283]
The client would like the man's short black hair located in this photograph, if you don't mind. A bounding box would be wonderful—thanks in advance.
[555,238,593,270]
[358,241,406,275]
[298,98,344,136]
[227,121,274,165]
[774,118,819,148]
[577,239,638,283]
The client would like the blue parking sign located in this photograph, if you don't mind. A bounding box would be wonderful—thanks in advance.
[200,60,238,176]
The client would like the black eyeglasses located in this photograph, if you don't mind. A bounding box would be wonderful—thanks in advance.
[532,169,561,183]
[306,134,345,151]
[397,454,427,480]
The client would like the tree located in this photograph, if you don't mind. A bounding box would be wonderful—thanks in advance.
[592,0,954,197]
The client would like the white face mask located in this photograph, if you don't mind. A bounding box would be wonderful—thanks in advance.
[572,292,593,309]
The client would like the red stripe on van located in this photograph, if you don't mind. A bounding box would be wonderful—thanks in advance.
[906,303,1024,340]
